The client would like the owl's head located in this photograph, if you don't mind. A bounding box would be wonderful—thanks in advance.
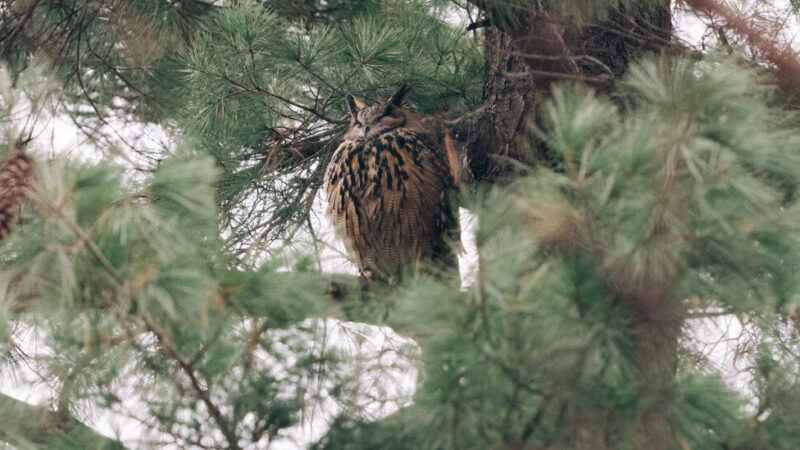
[343,84,424,141]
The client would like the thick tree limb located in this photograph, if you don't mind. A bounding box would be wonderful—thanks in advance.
[687,0,800,101]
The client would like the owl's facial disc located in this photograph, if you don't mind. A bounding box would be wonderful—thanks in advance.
[345,105,405,140]
[343,85,414,141]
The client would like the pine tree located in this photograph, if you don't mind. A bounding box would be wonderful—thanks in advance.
[3,0,800,449]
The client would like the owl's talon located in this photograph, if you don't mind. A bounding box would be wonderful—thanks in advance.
[360,268,375,280]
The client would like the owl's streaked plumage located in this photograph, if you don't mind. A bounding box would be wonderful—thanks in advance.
[324,85,459,281]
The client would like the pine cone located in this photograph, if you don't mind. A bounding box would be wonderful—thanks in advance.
[0,151,33,241]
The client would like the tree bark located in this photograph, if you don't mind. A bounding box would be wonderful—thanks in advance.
[629,319,681,449]
[465,2,672,182]
[464,25,539,182]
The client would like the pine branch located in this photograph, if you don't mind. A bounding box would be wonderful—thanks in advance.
[687,0,800,100]
[221,75,346,125]
[144,320,243,450]
[0,0,41,58]
[0,393,125,449]
[28,182,127,287]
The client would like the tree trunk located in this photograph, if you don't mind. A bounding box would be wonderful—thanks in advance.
[629,319,681,449]
[466,2,673,182]
[466,2,678,447]
[464,25,539,182]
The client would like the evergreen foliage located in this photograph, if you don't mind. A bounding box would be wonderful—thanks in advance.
[2,0,800,449]
[319,58,800,448]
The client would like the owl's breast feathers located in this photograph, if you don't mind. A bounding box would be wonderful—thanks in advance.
[324,128,459,279]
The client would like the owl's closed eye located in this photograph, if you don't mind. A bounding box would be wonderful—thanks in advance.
[343,84,418,141]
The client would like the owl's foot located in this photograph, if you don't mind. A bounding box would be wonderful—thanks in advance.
[359,268,395,285]
[360,268,375,280]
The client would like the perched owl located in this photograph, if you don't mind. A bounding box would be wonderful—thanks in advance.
[324,85,459,281]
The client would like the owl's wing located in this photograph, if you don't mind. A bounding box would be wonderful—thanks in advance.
[398,130,461,269]
[325,131,461,279]
[324,140,365,269]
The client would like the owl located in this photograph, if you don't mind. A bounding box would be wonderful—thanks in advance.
[324,85,459,282]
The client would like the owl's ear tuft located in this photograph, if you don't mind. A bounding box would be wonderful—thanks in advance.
[388,83,412,108]
[346,94,364,116]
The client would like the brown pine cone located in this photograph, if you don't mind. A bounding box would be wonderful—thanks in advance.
[0,151,33,241]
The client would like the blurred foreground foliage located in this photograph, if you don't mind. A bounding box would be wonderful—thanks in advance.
[2,0,800,449]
